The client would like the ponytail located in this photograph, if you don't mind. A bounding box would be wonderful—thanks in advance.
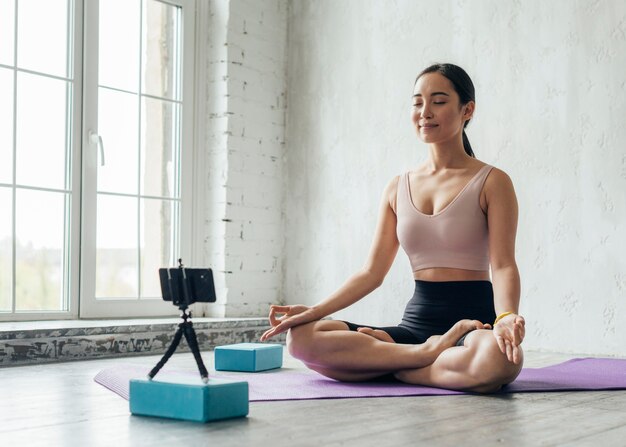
[462,128,475,158]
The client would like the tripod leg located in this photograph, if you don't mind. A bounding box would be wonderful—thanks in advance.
[182,323,209,382]
[148,324,184,380]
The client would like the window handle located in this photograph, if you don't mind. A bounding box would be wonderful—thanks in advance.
[89,130,105,166]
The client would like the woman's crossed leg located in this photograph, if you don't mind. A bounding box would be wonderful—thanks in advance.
[287,320,523,392]
[286,319,485,382]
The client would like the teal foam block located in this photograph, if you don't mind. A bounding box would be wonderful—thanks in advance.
[215,343,283,372]
[129,375,248,422]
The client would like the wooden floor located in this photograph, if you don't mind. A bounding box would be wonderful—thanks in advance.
[2,350,626,446]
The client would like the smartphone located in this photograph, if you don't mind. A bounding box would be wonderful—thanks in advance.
[159,267,216,306]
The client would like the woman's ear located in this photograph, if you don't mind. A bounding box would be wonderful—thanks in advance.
[463,101,475,120]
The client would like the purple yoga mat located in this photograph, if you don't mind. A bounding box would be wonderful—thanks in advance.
[94,357,626,402]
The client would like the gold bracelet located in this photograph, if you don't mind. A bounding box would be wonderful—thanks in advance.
[494,311,514,326]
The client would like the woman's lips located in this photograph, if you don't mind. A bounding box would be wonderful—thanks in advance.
[420,124,438,130]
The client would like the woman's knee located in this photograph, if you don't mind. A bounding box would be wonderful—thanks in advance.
[500,345,524,384]
[286,320,350,360]
[483,336,523,384]
[480,355,523,393]
[286,322,314,359]
[467,331,524,391]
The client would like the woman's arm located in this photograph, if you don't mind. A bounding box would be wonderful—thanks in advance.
[260,176,401,341]
[485,168,525,362]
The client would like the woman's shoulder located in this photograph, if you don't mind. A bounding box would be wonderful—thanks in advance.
[382,173,403,214]
[482,162,514,186]
[481,163,517,199]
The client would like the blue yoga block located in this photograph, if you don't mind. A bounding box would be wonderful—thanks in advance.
[129,375,248,422]
[215,343,283,372]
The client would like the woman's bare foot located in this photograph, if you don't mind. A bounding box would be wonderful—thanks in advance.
[402,320,482,370]
[423,319,488,356]
[357,320,488,370]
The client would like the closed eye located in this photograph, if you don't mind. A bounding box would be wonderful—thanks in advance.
[413,102,446,107]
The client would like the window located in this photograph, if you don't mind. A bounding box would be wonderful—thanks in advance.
[0,0,196,321]
[0,0,78,320]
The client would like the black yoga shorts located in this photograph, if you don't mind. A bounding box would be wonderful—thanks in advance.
[342,279,497,346]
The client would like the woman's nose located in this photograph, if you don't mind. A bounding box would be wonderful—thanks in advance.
[421,103,433,118]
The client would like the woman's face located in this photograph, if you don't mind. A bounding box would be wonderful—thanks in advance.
[411,72,474,145]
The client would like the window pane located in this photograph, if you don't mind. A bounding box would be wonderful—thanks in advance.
[98,88,138,194]
[0,0,15,66]
[16,72,68,189]
[96,194,138,298]
[141,97,178,197]
[142,0,180,100]
[140,198,176,298]
[0,187,12,311]
[99,0,140,92]
[0,67,13,183]
[15,189,66,311]
[17,0,69,77]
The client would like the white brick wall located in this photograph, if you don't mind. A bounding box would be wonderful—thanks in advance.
[202,0,288,317]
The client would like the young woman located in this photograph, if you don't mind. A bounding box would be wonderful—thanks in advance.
[260,63,525,393]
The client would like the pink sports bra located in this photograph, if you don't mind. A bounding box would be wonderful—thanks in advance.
[396,164,494,272]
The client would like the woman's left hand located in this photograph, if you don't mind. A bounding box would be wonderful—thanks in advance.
[493,314,525,364]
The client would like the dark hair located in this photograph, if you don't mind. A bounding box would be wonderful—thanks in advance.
[415,63,476,158]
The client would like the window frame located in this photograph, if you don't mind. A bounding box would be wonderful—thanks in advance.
[0,0,82,322]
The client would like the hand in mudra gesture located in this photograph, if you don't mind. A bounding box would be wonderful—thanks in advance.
[493,313,525,365]
[260,304,318,341]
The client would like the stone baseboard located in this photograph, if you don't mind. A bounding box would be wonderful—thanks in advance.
[0,318,284,367]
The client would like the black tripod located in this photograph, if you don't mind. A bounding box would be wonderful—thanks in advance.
[148,262,209,383]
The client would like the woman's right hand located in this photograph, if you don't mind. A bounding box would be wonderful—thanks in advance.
[259,304,318,341]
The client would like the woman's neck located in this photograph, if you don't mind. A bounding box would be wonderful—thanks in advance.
[425,143,473,172]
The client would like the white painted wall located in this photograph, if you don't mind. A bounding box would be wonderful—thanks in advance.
[282,0,626,356]
[200,0,288,317]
